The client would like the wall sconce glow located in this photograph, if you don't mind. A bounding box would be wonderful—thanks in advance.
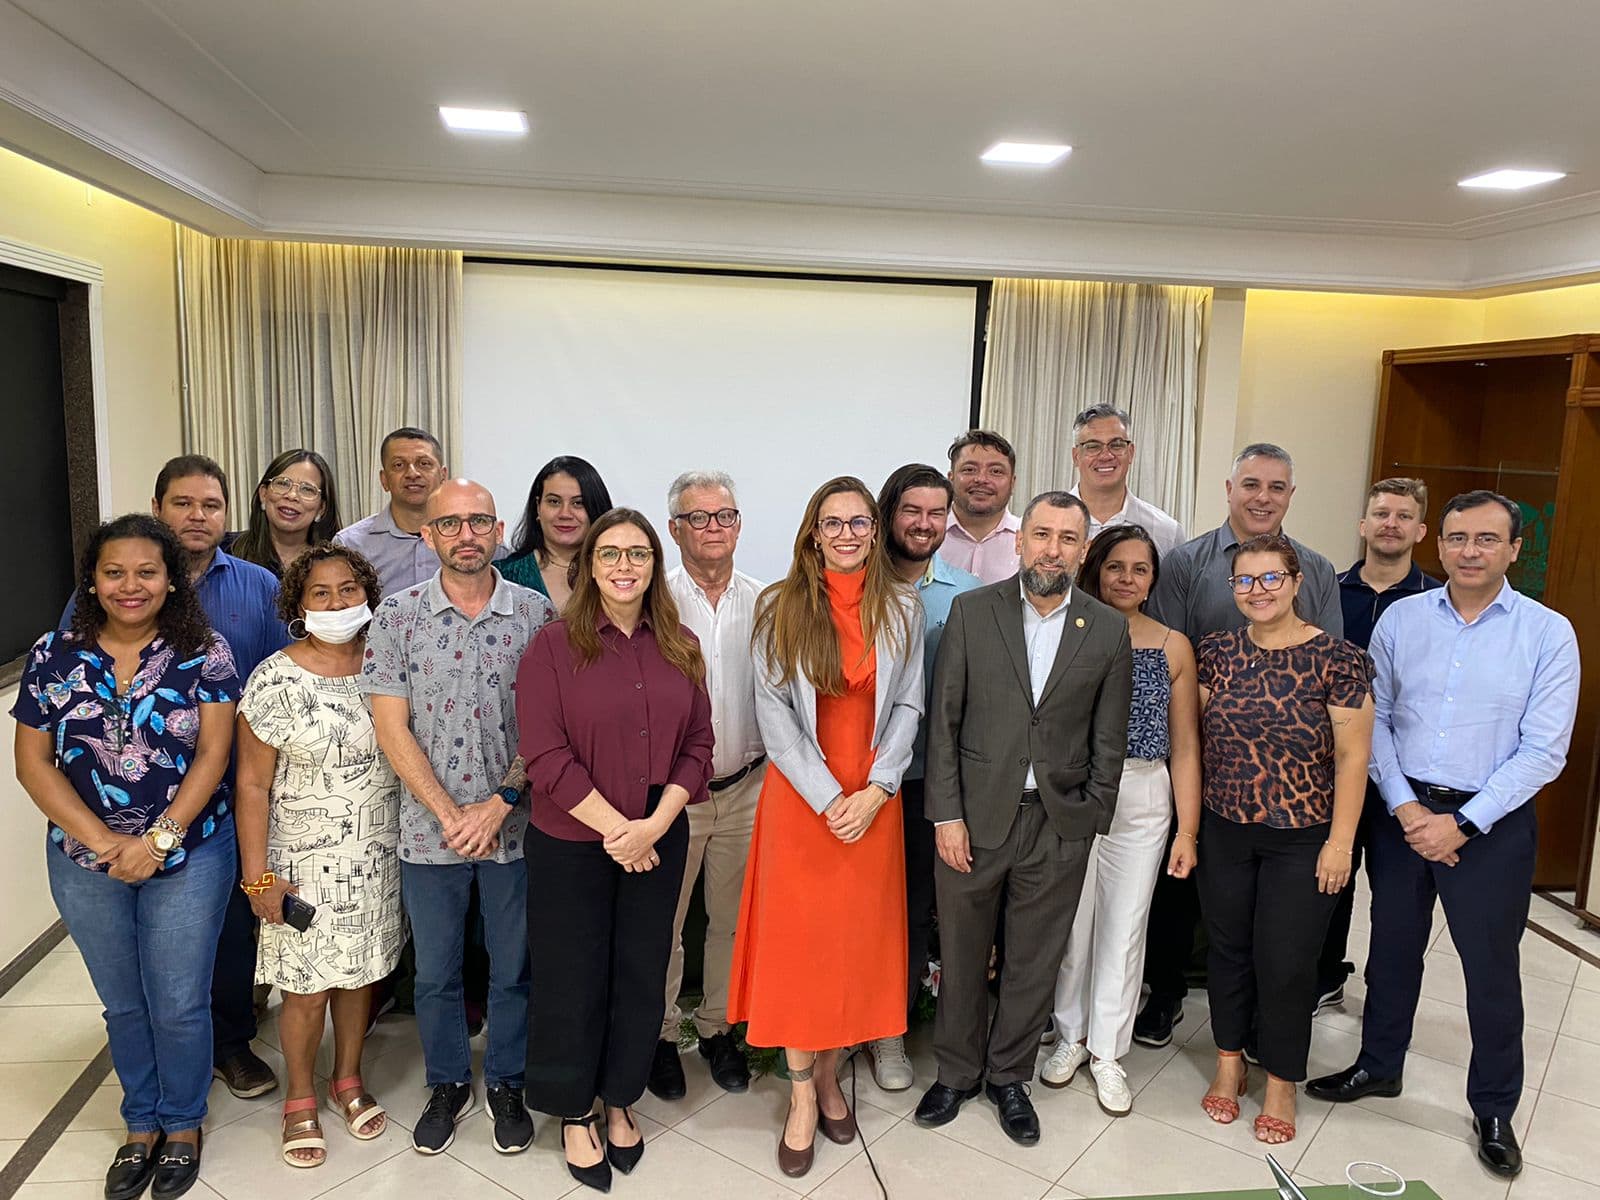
[981,141,1072,167]
[1457,168,1566,191]
[439,106,529,134]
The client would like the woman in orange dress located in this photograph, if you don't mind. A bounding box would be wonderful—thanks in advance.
[727,476,924,1179]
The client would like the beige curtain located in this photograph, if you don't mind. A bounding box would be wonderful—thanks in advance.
[979,279,1209,532]
[177,228,462,517]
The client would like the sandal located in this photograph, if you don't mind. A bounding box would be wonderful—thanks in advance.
[1200,1050,1247,1125]
[329,1075,387,1140]
[1254,1113,1297,1143]
[281,1098,326,1168]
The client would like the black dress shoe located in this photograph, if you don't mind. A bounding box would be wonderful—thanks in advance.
[646,1039,687,1101]
[1305,1063,1403,1103]
[1131,996,1183,1049]
[1474,1116,1522,1178]
[150,1130,201,1200]
[912,1080,982,1128]
[105,1133,165,1200]
[562,1115,612,1193]
[699,1032,750,1093]
[985,1081,1040,1146]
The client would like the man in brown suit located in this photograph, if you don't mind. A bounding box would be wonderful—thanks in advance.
[914,491,1132,1146]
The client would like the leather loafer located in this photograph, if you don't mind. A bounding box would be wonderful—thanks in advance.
[106,1133,165,1200]
[818,1105,857,1145]
[913,1081,982,1128]
[985,1081,1040,1146]
[1474,1116,1522,1178]
[646,1039,687,1101]
[150,1130,201,1200]
[698,1032,750,1093]
[1304,1064,1403,1104]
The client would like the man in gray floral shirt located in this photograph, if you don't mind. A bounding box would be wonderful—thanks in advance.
[364,479,553,1156]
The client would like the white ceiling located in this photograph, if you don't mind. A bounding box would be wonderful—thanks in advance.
[4,0,1600,290]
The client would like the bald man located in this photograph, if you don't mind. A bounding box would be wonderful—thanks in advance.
[365,480,555,1156]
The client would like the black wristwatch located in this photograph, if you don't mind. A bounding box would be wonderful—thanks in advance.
[495,785,521,807]
[1454,812,1482,839]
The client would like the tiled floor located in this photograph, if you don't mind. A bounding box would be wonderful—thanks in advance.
[6,885,1600,1200]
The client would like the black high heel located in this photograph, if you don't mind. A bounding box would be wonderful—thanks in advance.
[561,1115,612,1193]
[604,1106,644,1174]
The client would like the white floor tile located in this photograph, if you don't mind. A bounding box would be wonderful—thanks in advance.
[0,955,97,1008]
[1508,1161,1600,1199]
[26,1129,125,1183]
[1348,1049,1534,1145]
[15,1183,116,1200]
[0,1061,84,1133]
[1557,986,1600,1045]
[1056,1112,1275,1198]
[631,1045,734,1128]
[65,1083,124,1132]
[601,1127,806,1199]
[1576,960,1600,994]
[1520,1091,1600,1182]
[811,1120,1050,1200]
[1516,930,1583,985]
[1297,1103,1512,1200]
[196,1102,408,1200]
[1537,1034,1600,1108]
[315,1142,520,1200]
[439,1106,588,1200]
[0,1006,103,1065]
[935,1071,1111,1182]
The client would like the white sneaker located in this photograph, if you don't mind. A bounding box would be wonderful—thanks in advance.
[1040,1040,1090,1088]
[1089,1058,1133,1116]
[869,1036,914,1091]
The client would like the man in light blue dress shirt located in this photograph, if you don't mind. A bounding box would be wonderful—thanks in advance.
[1307,490,1580,1180]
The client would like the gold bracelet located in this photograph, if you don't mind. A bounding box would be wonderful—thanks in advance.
[1325,841,1353,856]
[1174,831,1198,843]
[141,832,168,863]
[240,871,277,896]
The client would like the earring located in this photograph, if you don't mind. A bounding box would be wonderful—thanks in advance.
[288,618,309,641]
[88,586,96,594]
[168,584,176,593]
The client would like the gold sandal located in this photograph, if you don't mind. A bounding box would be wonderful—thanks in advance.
[281,1098,327,1167]
[329,1075,386,1140]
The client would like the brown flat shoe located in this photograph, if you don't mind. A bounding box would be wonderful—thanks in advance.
[818,1105,857,1145]
[777,1101,815,1178]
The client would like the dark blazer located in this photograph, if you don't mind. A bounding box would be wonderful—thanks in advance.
[924,577,1133,849]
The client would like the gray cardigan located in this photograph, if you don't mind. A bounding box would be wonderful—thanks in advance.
[753,593,925,813]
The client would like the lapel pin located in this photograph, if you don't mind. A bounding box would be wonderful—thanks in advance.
[1075,617,1085,628]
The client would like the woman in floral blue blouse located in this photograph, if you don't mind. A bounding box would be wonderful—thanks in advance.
[13,514,239,1200]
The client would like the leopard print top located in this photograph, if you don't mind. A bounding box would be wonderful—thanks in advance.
[1196,628,1373,828]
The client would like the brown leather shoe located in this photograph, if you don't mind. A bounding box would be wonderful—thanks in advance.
[818,1105,857,1145]
[777,1102,815,1178]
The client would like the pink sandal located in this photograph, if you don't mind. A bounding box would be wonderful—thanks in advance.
[328,1075,386,1140]
[281,1097,326,1167]
[1200,1051,1247,1125]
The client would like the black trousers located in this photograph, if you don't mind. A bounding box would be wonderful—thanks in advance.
[1314,782,1383,994]
[1358,795,1535,1119]
[525,812,689,1118]
[211,845,259,1062]
[1142,823,1203,1006]
[902,779,936,1016]
[1196,811,1336,1082]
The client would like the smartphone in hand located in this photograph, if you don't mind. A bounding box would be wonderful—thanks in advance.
[282,893,317,932]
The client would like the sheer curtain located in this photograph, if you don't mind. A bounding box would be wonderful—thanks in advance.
[979,279,1209,532]
[177,228,462,516]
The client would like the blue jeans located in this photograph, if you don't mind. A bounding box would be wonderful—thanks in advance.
[400,858,529,1087]
[48,819,237,1132]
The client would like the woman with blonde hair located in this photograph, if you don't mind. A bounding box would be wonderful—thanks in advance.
[727,476,924,1178]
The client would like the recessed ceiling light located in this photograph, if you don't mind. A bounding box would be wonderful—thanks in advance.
[1458,168,1566,191]
[981,141,1072,167]
[439,106,529,134]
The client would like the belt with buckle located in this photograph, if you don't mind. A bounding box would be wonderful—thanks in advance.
[709,754,766,793]
[1019,789,1042,806]
[1406,777,1475,807]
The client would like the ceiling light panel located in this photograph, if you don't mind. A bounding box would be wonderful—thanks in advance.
[981,141,1072,166]
[439,106,529,134]
[1458,168,1566,190]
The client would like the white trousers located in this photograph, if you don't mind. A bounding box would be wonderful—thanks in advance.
[661,765,761,1040]
[1051,758,1173,1061]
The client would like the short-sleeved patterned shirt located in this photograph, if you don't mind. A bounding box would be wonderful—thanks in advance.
[1196,628,1373,828]
[12,630,240,872]
[361,569,552,864]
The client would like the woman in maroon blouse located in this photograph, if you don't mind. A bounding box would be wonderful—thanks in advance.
[516,507,714,1193]
[1194,533,1373,1147]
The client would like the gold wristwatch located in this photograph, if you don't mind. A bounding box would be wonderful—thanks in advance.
[145,827,181,857]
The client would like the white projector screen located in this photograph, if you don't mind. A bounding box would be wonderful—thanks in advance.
[462,263,979,583]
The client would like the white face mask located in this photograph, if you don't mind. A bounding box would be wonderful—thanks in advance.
[301,603,372,644]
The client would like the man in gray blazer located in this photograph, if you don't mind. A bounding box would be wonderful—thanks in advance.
[914,491,1133,1146]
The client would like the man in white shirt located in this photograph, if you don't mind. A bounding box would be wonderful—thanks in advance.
[647,470,766,1100]
[940,430,1023,584]
[1067,404,1185,559]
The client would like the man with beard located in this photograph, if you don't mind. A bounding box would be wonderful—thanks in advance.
[869,464,980,1090]
[365,480,553,1156]
[915,492,1132,1145]
[939,430,1022,584]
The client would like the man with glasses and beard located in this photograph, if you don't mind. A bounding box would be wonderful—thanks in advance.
[364,480,553,1157]
[869,464,980,1090]
[915,492,1132,1146]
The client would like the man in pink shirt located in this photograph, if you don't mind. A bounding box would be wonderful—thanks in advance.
[939,430,1023,584]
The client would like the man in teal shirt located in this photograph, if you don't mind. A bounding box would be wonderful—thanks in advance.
[871,464,981,1090]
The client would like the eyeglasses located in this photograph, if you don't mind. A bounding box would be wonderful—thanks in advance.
[1076,438,1132,456]
[596,546,654,567]
[266,476,323,502]
[1441,532,1508,550]
[1227,571,1295,594]
[428,513,496,537]
[818,516,876,538]
[675,508,740,530]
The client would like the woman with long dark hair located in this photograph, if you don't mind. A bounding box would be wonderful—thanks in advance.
[726,476,923,1179]
[502,455,614,610]
[517,508,714,1192]
[13,514,239,1200]
[229,449,342,575]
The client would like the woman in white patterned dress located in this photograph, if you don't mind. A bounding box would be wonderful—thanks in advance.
[235,545,401,1168]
